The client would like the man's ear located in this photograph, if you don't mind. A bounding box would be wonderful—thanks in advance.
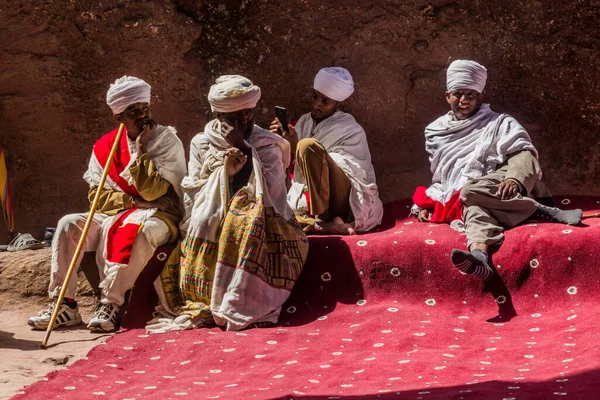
[113,113,122,122]
[445,91,452,104]
[477,92,485,103]
[214,111,223,121]
[336,100,346,110]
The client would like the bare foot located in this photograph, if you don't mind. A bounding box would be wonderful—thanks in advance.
[310,217,356,235]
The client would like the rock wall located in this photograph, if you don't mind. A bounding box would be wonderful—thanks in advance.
[1,0,599,242]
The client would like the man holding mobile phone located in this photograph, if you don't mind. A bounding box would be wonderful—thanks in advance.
[270,67,383,235]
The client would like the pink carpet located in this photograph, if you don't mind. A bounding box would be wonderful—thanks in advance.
[16,196,600,399]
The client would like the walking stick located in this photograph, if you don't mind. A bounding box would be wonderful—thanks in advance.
[41,123,125,348]
[582,212,600,220]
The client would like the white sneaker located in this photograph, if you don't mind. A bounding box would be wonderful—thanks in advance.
[87,303,120,332]
[28,302,82,330]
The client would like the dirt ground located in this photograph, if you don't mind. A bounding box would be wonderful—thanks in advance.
[0,249,106,399]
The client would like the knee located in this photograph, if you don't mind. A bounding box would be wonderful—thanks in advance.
[460,182,477,206]
[56,214,83,236]
[296,138,325,160]
[139,218,170,246]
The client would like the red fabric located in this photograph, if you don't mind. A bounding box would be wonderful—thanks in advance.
[105,209,140,264]
[19,196,600,400]
[93,127,139,197]
[413,185,463,223]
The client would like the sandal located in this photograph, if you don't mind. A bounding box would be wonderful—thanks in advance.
[6,233,45,252]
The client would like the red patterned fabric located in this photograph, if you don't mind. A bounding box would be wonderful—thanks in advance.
[18,196,600,400]
[413,185,463,223]
[93,127,139,196]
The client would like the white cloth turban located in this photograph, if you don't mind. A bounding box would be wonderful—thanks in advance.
[313,67,355,102]
[446,60,488,93]
[208,75,261,112]
[106,76,151,114]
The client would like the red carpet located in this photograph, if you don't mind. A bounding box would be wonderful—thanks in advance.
[16,196,600,399]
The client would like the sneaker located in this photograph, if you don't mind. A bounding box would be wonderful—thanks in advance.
[28,302,82,330]
[87,303,120,332]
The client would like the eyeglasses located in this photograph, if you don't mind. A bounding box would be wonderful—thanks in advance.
[450,90,478,101]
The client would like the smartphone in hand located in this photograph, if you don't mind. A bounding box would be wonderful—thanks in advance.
[275,106,289,134]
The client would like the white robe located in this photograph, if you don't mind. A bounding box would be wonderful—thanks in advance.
[424,104,539,205]
[83,125,186,293]
[149,121,306,333]
[288,111,383,232]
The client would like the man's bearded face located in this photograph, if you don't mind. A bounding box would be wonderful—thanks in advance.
[118,102,152,135]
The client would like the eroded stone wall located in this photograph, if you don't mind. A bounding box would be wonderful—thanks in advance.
[1,0,599,241]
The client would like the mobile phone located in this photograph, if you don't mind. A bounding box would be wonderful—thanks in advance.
[275,106,289,133]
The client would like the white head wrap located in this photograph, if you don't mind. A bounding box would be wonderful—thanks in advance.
[106,76,151,114]
[208,75,261,112]
[313,67,355,102]
[446,60,488,93]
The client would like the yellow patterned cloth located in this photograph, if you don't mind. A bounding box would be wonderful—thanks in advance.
[158,190,308,326]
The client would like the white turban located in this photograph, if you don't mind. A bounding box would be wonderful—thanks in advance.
[446,60,488,93]
[208,75,261,113]
[313,67,355,102]
[106,76,151,114]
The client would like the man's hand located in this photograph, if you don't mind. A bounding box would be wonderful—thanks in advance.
[496,179,520,200]
[136,119,157,155]
[417,209,431,222]
[221,119,245,148]
[269,117,298,152]
[132,195,172,211]
[224,148,248,177]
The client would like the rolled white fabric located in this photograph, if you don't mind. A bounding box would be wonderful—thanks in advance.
[106,76,151,114]
[446,60,487,93]
[313,67,354,102]
[208,75,261,112]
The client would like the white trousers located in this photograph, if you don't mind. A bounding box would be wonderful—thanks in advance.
[49,212,170,306]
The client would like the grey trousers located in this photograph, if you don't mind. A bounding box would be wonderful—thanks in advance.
[461,164,538,248]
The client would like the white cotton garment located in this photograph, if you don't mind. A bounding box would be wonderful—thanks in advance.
[289,110,383,232]
[424,104,539,205]
[446,60,487,93]
[313,67,355,101]
[208,75,261,112]
[106,76,151,114]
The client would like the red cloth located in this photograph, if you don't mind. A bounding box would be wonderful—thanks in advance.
[20,196,600,400]
[93,127,139,197]
[413,185,463,223]
[105,210,140,264]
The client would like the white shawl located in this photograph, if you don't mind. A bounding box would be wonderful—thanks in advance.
[150,120,297,332]
[425,104,539,205]
[289,111,383,232]
[180,120,293,239]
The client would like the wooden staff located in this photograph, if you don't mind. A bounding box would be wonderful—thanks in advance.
[582,212,600,220]
[42,123,125,348]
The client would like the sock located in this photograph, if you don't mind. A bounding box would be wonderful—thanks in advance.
[62,298,78,309]
[536,204,582,225]
[451,248,494,281]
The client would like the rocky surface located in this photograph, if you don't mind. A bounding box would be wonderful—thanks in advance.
[1,0,599,242]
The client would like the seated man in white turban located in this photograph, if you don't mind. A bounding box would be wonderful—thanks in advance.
[28,76,186,332]
[149,75,308,333]
[413,60,582,291]
[270,67,383,235]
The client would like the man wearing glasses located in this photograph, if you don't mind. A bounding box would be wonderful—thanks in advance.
[413,60,582,287]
